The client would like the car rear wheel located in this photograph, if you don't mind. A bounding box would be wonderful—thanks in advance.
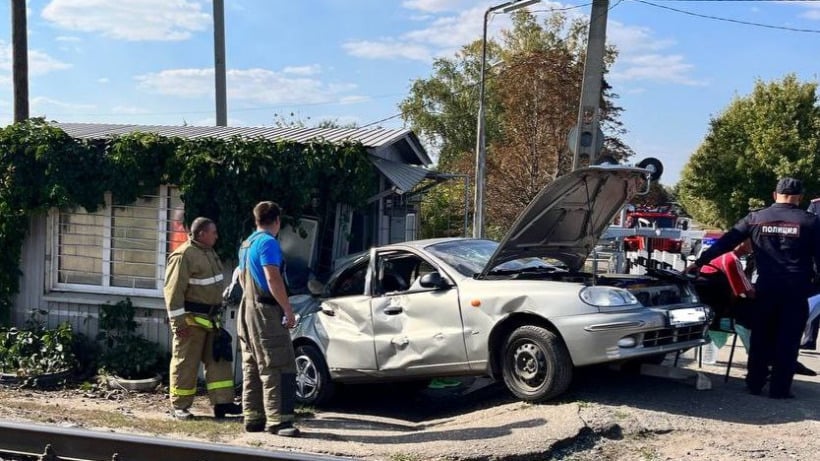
[295,344,335,406]
[501,325,572,402]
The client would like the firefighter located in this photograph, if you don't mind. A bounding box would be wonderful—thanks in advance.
[164,217,241,420]
[688,178,820,398]
[237,201,300,437]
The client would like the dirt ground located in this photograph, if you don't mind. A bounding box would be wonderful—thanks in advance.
[1,346,819,461]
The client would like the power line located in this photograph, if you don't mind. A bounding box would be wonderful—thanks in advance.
[633,0,820,33]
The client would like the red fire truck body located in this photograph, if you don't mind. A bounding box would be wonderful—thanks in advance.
[622,206,683,253]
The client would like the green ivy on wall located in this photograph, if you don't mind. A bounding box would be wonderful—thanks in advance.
[0,119,376,325]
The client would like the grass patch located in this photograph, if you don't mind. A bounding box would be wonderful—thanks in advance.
[7,400,244,441]
[389,453,422,461]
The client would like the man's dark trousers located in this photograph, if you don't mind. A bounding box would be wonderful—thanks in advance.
[747,279,811,397]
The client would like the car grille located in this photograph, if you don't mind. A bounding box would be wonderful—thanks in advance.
[642,324,706,347]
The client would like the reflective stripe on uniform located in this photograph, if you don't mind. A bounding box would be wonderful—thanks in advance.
[206,379,234,391]
[188,274,224,286]
[192,316,213,329]
[168,308,186,318]
[171,386,196,396]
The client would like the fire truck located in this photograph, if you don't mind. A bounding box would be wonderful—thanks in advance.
[621,205,685,253]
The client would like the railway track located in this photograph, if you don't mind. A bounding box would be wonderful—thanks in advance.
[0,420,354,461]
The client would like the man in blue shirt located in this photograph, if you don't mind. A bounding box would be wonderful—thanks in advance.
[236,201,299,437]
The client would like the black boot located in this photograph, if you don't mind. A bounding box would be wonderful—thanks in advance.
[795,361,817,376]
[214,402,242,419]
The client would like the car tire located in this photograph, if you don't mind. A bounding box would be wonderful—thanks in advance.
[501,325,572,402]
[294,344,335,406]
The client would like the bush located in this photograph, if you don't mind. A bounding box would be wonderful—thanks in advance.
[0,309,77,377]
[97,299,162,380]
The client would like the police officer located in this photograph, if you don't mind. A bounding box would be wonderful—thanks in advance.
[688,178,820,398]
[236,202,300,437]
[164,217,242,419]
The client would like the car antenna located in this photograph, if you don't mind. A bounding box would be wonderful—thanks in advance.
[583,176,597,287]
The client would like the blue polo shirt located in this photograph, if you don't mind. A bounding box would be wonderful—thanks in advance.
[238,231,283,296]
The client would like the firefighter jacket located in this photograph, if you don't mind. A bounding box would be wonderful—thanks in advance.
[164,239,225,322]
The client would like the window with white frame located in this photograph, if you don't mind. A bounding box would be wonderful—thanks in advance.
[52,186,185,296]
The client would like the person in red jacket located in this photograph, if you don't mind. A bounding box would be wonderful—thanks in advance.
[700,239,755,300]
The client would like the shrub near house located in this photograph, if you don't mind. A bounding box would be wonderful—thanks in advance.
[0,310,77,382]
[97,299,164,380]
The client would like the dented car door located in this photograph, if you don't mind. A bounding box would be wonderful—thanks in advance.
[370,250,469,375]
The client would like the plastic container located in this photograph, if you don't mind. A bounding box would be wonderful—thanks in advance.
[701,342,719,365]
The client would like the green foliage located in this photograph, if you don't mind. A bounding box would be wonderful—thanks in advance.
[678,75,820,227]
[0,119,375,323]
[0,309,77,376]
[96,299,162,380]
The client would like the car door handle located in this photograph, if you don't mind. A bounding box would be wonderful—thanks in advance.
[384,306,403,315]
[320,304,336,316]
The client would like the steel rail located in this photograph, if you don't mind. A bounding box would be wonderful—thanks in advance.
[0,420,355,461]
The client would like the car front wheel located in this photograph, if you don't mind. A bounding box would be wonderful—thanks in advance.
[501,325,572,402]
[294,344,335,406]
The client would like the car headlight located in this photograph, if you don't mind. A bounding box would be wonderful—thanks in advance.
[579,286,640,308]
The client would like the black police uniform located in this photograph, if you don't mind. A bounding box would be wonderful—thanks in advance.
[696,190,820,398]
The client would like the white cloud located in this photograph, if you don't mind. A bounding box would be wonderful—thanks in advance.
[800,3,820,21]
[608,21,701,86]
[282,65,322,76]
[135,67,358,105]
[41,0,211,41]
[55,35,82,42]
[97,77,109,84]
[343,40,432,61]
[112,105,148,114]
[611,54,704,86]
[31,96,96,111]
[344,3,564,61]
[402,0,471,13]
[0,41,71,85]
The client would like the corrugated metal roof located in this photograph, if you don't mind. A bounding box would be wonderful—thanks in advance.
[53,122,417,151]
[52,122,439,190]
[370,157,431,194]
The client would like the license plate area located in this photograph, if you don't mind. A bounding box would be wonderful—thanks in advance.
[668,307,707,326]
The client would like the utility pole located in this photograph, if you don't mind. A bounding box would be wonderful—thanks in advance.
[213,0,227,126]
[572,0,609,169]
[11,0,29,122]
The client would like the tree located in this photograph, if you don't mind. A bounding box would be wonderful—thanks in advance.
[677,75,820,228]
[400,11,633,238]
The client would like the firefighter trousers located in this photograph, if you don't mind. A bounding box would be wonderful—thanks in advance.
[169,315,236,410]
[237,300,296,427]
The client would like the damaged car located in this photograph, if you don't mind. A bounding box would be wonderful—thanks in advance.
[289,166,712,405]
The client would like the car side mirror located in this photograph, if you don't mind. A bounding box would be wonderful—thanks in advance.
[307,279,324,296]
[419,272,450,289]
[686,255,696,264]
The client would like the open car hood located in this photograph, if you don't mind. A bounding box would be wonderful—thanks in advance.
[480,166,647,276]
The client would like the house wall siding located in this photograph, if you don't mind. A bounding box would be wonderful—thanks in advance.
[14,214,46,326]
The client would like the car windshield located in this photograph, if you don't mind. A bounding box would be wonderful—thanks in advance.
[425,239,556,277]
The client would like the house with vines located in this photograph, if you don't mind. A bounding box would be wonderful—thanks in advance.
[1,120,443,355]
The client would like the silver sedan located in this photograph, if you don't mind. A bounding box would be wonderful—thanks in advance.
[290,166,711,404]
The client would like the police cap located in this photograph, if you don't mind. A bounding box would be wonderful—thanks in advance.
[776,177,803,195]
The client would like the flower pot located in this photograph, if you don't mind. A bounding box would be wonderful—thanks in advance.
[107,373,162,392]
[0,369,72,388]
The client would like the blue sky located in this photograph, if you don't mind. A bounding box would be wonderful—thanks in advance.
[1,0,819,185]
